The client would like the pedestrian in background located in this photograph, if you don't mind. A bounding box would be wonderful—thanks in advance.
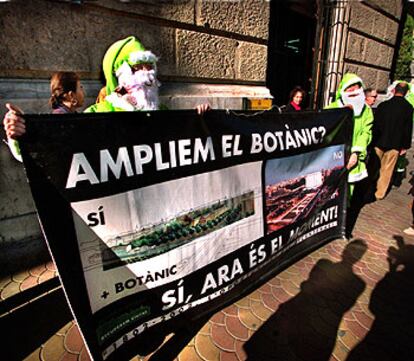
[365,88,378,108]
[372,81,413,201]
[283,86,306,112]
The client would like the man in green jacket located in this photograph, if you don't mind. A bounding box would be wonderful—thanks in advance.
[326,73,374,238]
[326,73,374,197]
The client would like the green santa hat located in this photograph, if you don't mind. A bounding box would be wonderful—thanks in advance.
[334,73,365,101]
[103,36,158,96]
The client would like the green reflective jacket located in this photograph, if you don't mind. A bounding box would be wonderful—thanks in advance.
[325,73,374,183]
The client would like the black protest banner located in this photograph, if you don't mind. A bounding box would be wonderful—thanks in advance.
[20,108,353,361]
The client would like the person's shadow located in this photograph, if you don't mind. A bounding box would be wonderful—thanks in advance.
[244,239,367,361]
[346,236,414,361]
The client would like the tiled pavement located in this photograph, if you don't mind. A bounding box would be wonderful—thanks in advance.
[2,154,414,361]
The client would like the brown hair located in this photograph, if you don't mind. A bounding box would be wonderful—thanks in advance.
[289,86,306,102]
[49,72,80,109]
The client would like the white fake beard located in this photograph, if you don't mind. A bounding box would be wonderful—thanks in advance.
[341,88,366,116]
[125,83,160,111]
[117,63,160,111]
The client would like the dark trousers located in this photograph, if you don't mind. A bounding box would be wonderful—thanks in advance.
[346,148,380,237]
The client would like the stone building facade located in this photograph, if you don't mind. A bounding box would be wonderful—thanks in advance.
[0,0,410,266]
[320,0,406,105]
[346,0,401,89]
[0,0,270,113]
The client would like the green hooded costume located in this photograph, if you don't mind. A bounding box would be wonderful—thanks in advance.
[325,73,374,192]
[404,82,414,109]
[85,36,159,113]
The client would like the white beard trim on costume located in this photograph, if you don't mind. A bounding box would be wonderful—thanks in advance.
[129,51,158,70]
[106,62,161,111]
[340,88,366,116]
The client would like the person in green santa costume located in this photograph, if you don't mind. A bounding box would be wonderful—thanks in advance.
[86,36,164,113]
[326,73,374,197]
[86,35,208,113]
[326,73,374,238]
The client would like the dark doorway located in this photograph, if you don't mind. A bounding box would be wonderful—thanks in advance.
[267,0,317,108]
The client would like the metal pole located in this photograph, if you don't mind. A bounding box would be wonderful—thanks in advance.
[322,0,350,107]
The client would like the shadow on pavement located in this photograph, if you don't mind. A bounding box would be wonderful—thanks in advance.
[0,237,51,277]
[1,287,72,361]
[147,315,210,361]
[244,239,367,361]
[346,236,414,361]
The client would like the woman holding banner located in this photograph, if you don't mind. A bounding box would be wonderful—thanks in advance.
[4,71,85,161]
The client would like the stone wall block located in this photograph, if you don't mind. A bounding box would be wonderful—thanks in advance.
[176,30,236,79]
[0,0,271,81]
[372,14,389,40]
[387,47,396,70]
[346,32,366,62]
[0,146,37,219]
[350,1,400,44]
[376,69,390,91]
[384,19,399,44]
[83,11,178,77]
[236,42,267,82]
[359,67,379,89]
[371,0,402,19]
[364,41,393,69]
[98,0,195,24]
[0,0,177,77]
[197,0,269,39]
[0,145,42,245]
[0,2,89,73]
[349,2,376,34]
